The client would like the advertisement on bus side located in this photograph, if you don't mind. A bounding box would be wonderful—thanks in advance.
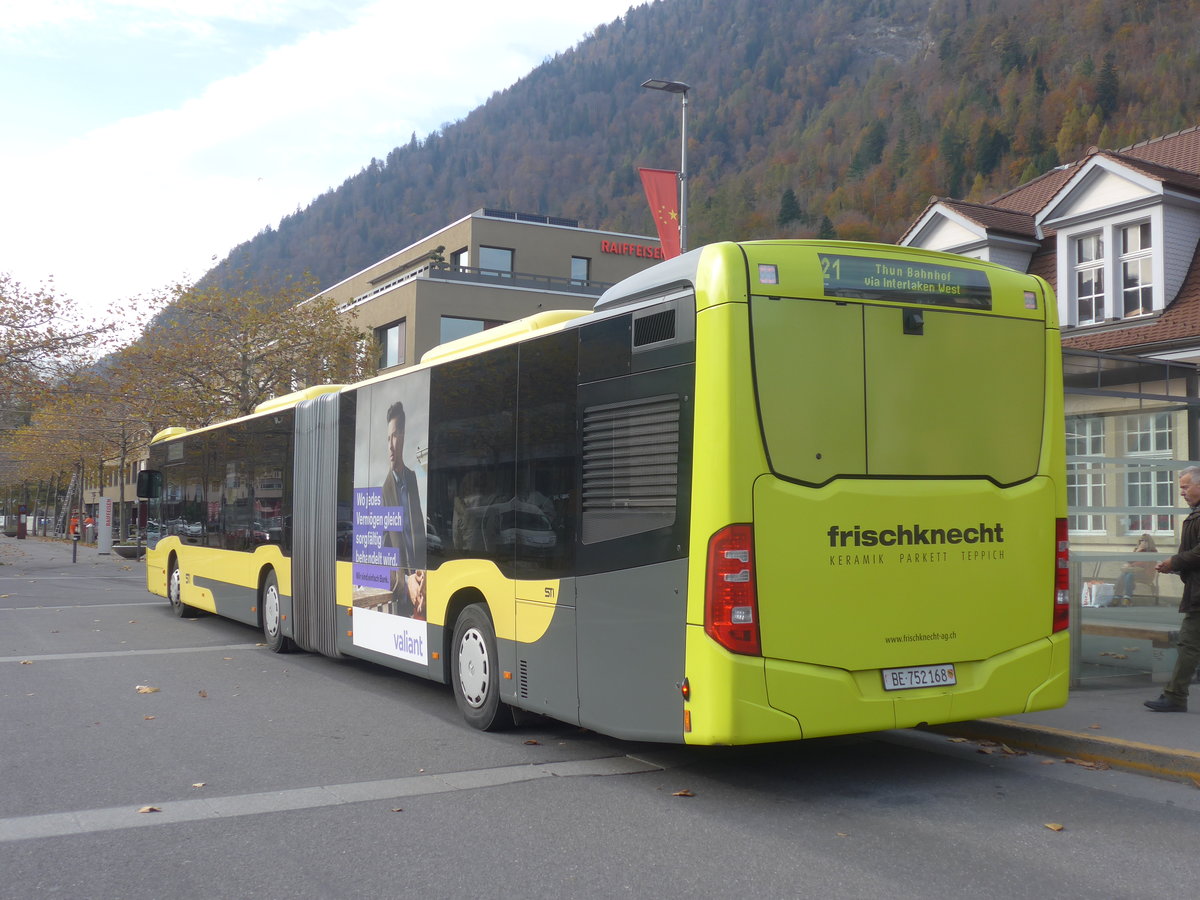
[350,371,430,665]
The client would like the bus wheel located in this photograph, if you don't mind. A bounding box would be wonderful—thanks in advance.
[451,604,512,731]
[167,560,198,617]
[262,571,293,653]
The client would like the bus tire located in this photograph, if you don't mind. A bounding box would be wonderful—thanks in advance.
[451,603,512,731]
[262,570,294,653]
[167,559,199,617]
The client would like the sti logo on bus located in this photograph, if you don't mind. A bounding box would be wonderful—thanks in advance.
[826,523,1005,547]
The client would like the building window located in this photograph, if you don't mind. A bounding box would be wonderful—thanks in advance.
[1123,412,1173,534]
[440,316,503,344]
[1066,415,1105,533]
[478,246,513,277]
[1120,222,1153,317]
[571,256,590,285]
[376,319,406,369]
[1074,233,1105,325]
[450,247,468,268]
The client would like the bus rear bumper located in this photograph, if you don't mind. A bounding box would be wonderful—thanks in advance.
[762,631,1069,739]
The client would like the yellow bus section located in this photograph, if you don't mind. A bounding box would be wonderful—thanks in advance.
[691,243,752,312]
[337,557,562,645]
[167,542,290,615]
[684,284,769,628]
[683,625,801,744]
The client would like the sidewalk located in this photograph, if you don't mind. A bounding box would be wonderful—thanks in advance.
[0,534,144,572]
[928,679,1200,784]
[928,604,1200,785]
[4,534,1197,783]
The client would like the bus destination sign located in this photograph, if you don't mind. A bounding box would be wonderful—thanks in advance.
[819,253,992,309]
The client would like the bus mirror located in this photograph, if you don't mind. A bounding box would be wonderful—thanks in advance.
[137,470,163,499]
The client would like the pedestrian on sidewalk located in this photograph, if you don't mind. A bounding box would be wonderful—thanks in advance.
[1145,465,1200,713]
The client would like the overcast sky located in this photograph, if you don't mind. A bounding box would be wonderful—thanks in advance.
[0,0,642,318]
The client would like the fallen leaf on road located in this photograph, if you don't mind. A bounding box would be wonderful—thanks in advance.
[1044,823,1064,832]
[947,737,968,743]
[524,739,540,745]
[144,715,156,720]
[672,789,695,797]
[835,832,849,837]
[1064,757,1110,771]
[198,690,208,698]
[391,807,404,812]
[19,660,32,665]
[192,783,206,788]
[976,747,994,755]
[137,806,161,814]
[135,685,159,694]
[1088,724,1102,730]
[1000,744,1025,756]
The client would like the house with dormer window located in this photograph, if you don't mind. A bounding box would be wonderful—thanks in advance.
[899,129,1200,670]
[900,126,1200,362]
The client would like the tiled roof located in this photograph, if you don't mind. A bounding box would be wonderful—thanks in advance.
[986,163,1083,214]
[1121,125,1200,172]
[936,199,1037,237]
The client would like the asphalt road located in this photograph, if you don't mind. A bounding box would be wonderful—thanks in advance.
[3,541,1200,899]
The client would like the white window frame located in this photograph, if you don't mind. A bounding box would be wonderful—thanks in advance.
[1119,221,1154,318]
[1057,210,1164,328]
[1066,415,1106,534]
[1073,231,1105,325]
[1122,411,1174,536]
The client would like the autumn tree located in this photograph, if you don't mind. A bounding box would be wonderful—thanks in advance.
[124,274,373,429]
[0,273,110,402]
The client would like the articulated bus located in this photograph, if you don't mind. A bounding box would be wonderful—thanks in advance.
[139,240,1069,744]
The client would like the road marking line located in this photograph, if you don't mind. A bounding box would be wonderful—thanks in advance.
[0,644,263,663]
[0,757,664,842]
[0,602,162,610]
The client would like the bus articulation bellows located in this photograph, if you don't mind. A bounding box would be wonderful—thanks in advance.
[139,240,1068,744]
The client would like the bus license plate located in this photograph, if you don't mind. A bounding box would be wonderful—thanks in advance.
[882,664,957,691]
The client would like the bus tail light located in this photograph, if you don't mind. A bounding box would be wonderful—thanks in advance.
[1053,518,1070,633]
[705,524,761,656]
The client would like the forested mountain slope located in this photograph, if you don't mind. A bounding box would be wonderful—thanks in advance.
[202,0,1200,294]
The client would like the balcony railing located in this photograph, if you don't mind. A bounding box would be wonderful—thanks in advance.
[339,263,614,313]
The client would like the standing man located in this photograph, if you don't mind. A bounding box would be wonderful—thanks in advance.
[381,400,427,619]
[1145,465,1200,712]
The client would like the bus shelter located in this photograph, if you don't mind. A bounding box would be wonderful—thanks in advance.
[1063,348,1200,685]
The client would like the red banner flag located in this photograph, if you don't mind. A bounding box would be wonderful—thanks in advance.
[638,167,681,259]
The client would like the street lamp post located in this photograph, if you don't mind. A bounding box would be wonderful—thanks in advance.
[641,78,690,253]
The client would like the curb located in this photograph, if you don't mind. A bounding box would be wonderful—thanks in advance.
[924,718,1200,785]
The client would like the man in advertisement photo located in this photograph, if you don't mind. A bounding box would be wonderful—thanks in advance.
[382,400,427,619]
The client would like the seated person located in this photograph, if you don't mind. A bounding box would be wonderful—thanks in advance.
[1114,533,1157,604]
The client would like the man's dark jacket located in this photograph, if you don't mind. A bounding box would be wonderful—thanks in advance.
[1168,506,1200,614]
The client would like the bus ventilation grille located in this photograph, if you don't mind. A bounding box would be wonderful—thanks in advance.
[518,659,530,699]
[580,394,680,544]
[633,309,676,347]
